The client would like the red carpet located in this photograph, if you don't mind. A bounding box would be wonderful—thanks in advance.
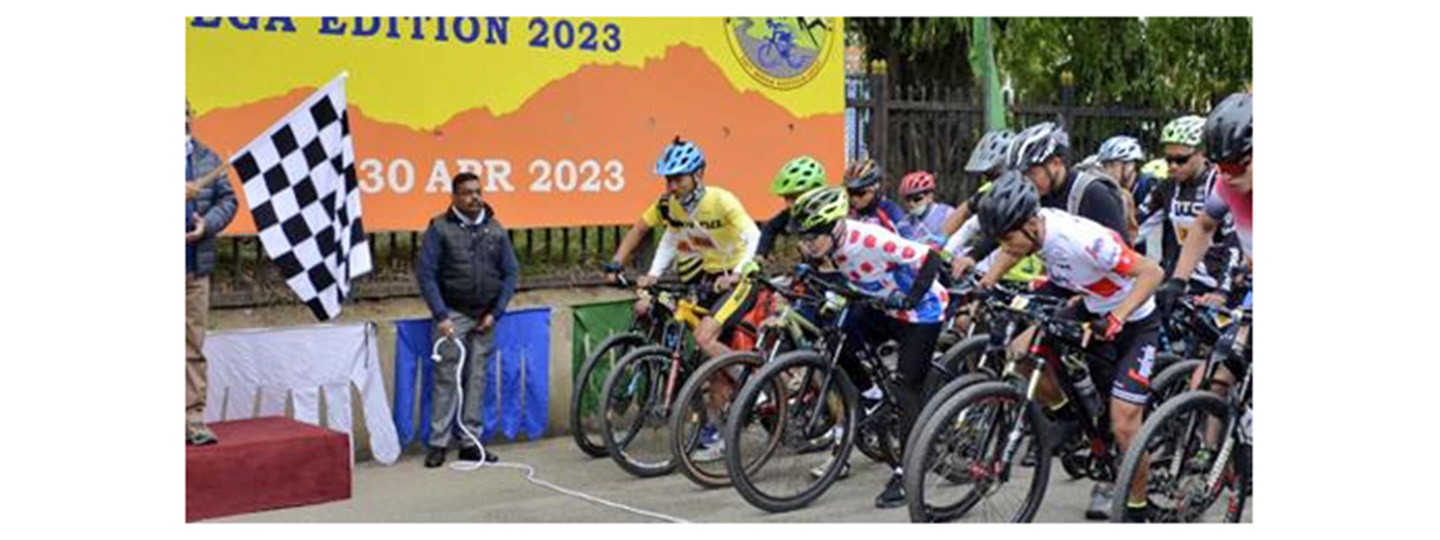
[186,417,351,522]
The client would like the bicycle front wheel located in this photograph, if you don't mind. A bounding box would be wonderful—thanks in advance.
[725,349,856,513]
[904,381,1050,523]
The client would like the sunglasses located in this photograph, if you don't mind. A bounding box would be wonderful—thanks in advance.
[847,188,874,197]
[798,232,829,245]
[1165,153,1197,166]
[1217,156,1252,176]
[905,193,931,203]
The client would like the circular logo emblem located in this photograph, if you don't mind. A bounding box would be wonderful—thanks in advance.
[724,17,835,91]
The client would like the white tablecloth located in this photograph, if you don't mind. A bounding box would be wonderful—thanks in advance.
[203,322,400,465]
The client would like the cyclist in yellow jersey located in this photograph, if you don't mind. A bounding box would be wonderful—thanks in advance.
[605,137,762,362]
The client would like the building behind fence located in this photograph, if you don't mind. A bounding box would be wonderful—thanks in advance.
[213,72,1196,309]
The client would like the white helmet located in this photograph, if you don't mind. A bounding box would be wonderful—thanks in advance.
[1097,136,1145,163]
[964,130,1015,174]
[1008,122,1070,170]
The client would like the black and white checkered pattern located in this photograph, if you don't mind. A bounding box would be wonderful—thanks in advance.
[230,74,371,321]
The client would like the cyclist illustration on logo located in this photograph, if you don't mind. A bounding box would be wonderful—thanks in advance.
[758,18,811,70]
[725,17,835,90]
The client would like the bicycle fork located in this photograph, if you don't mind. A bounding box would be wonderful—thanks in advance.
[1206,366,1253,494]
[998,355,1046,480]
[661,352,682,413]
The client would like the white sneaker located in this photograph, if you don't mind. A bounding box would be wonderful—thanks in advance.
[861,385,885,401]
[691,440,726,463]
[809,453,851,480]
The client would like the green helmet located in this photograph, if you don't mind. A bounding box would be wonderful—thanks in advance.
[788,186,849,234]
[770,156,828,196]
[1160,115,1206,147]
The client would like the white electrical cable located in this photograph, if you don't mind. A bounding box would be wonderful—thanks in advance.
[431,335,689,523]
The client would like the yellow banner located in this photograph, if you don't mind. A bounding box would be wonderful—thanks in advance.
[186,17,846,232]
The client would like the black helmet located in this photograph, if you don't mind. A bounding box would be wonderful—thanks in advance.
[1203,93,1252,165]
[977,171,1040,239]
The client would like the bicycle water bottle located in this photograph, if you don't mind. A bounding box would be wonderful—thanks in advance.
[1073,372,1105,426]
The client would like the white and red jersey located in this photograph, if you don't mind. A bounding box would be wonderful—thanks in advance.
[1035,209,1156,321]
[1207,178,1253,259]
[832,220,949,324]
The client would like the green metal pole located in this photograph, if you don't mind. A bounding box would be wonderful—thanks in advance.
[970,17,1006,131]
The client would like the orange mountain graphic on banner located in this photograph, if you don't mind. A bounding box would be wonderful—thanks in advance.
[195,44,844,233]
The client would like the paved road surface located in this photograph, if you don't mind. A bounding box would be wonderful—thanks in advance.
[217,436,1252,523]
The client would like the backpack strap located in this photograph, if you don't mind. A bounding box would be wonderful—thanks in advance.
[655,194,687,228]
[1067,164,1123,216]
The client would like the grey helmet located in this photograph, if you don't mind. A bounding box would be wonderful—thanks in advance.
[965,130,1016,173]
[1008,122,1070,170]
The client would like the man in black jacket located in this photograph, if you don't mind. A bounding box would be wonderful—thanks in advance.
[186,100,237,446]
[416,172,520,468]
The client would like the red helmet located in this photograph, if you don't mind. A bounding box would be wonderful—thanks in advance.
[899,171,937,196]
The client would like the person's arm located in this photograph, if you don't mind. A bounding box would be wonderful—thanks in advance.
[725,192,762,273]
[979,246,1022,288]
[940,200,971,237]
[968,235,1001,263]
[944,215,982,257]
[756,208,789,259]
[879,237,942,309]
[493,226,521,316]
[904,249,943,307]
[200,150,237,238]
[1110,247,1164,323]
[1078,181,1129,243]
[1172,213,1220,282]
[1122,190,1140,245]
[648,229,681,277]
[611,217,653,266]
[416,224,449,321]
[735,225,761,273]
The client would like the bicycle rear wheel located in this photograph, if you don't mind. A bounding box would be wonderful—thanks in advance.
[1110,390,1246,522]
[570,332,648,458]
[1148,356,1202,410]
[725,350,856,513]
[671,351,777,488]
[599,345,680,478]
[903,381,1050,523]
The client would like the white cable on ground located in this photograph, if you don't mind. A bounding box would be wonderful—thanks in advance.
[431,336,690,524]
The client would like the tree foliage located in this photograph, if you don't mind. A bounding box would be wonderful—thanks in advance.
[846,17,1252,110]
[846,18,976,95]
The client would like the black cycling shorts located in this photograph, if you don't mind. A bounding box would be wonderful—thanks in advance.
[1059,304,1162,407]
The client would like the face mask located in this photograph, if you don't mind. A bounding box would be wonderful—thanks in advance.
[907,201,929,217]
[680,182,706,214]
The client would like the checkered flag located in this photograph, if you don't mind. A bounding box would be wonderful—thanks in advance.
[230,73,372,321]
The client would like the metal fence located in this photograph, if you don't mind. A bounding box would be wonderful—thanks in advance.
[845,73,1188,208]
[209,225,652,308]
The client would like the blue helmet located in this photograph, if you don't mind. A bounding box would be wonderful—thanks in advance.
[654,137,706,177]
